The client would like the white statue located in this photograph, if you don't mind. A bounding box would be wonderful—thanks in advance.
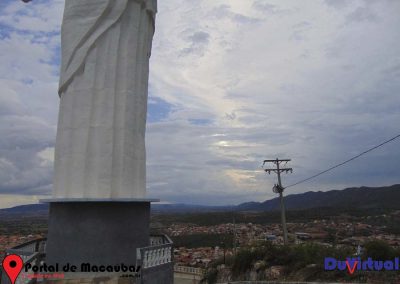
[52,0,157,198]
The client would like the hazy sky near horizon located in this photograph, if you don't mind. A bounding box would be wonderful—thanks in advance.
[0,0,399,209]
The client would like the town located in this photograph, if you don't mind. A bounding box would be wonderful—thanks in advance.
[2,209,400,269]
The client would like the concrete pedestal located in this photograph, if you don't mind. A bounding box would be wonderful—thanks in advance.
[43,199,157,269]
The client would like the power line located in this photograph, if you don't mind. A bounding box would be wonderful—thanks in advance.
[285,133,400,189]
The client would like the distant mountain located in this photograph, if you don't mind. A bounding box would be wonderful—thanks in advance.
[236,184,400,211]
[0,203,49,217]
[0,202,227,216]
[151,203,229,213]
[1,184,399,216]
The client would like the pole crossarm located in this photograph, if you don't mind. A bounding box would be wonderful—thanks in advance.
[263,159,291,163]
[264,168,293,174]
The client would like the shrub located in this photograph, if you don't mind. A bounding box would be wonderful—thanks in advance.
[363,240,395,260]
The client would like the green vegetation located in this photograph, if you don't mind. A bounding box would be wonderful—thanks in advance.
[201,267,218,284]
[152,207,394,226]
[364,213,400,235]
[0,216,47,235]
[203,241,400,283]
[363,239,400,260]
[230,242,352,277]
[171,233,234,248]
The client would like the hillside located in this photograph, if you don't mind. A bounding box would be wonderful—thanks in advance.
[237,184,400,211]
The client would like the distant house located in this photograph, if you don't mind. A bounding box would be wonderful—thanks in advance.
[295,232,311,240]
[265,234,277,241]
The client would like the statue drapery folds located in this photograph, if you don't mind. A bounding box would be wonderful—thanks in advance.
[53,0,157,198]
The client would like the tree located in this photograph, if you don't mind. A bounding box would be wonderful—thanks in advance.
[363,240,395,260]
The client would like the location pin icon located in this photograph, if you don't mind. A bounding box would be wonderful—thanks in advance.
[2,254,24,284]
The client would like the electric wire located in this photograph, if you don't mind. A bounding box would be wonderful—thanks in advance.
[285,133,400,189]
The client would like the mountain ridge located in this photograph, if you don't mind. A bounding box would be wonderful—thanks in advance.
[238,184,400,211]
[1,184,399,215]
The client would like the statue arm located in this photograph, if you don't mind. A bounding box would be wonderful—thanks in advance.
[59,0,127,95]
[58,0,156,95]
[21,0,156,95]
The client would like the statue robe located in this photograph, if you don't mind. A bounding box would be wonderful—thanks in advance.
[53,0,156,198]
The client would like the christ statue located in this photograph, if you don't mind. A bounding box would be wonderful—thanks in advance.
[51,0,157,198]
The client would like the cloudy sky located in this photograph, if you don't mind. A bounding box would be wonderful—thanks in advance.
[0,0,399,209]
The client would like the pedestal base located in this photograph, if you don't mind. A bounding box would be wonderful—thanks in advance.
[45,200,151,269]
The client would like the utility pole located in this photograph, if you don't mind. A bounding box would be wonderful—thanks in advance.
[263,158,292,245]
[233,211,237,255]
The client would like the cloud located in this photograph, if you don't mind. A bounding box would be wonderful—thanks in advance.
[0,0,59,198]
[180,30,210,56]
[345,6,379,24]
[252,1,291,16]
[0,0,399,208]
[0,0,63,33]
[324,0,349,10]
[290,21,312,41]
